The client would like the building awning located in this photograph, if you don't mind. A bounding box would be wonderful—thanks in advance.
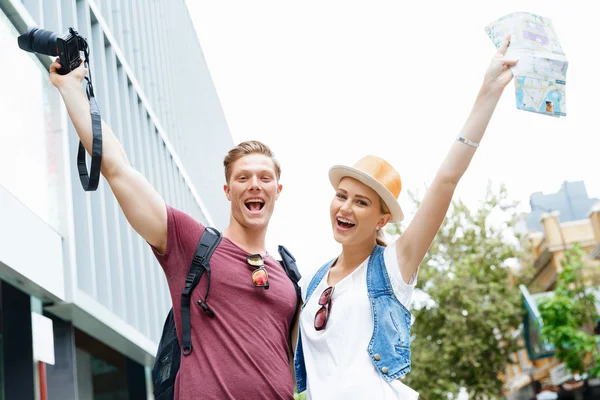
[520,285,555,360]
[590,244,600,260]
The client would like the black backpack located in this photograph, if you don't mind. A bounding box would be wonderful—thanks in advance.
[152,227,302,399]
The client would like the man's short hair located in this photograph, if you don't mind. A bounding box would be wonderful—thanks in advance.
[223,140,281,183]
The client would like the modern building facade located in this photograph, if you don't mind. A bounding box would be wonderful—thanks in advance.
[0,0,233,398]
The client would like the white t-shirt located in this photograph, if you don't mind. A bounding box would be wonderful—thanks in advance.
[299,242,420,400]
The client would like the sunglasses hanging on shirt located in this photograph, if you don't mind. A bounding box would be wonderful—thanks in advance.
[246,254,269,290]
[314,286,334,331]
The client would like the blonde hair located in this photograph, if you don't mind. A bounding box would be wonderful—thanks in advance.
[223,141,281,183]
[376,199,390,247]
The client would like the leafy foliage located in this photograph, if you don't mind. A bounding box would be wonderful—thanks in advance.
[294,388,306,400]
[538,243,600,377]
[387,185,524,399]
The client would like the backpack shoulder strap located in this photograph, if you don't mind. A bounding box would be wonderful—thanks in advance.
[278,245,302,353]
[180,227,222,356]
[277,245,301,285]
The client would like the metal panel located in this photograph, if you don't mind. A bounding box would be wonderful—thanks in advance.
[100,0,112,30]
[139,114,159,338]
[127,85,149,334]
[129,94,151,336]
[175,165,185,211]
[153,133,168,204]
[144,3,159,116]
[171,164,182,211]
[154,0,172,144]
[21,0,42,25]
[108,0,123,53]
[113,65,140,328]
[166,157,178,210]
[73,0,99,300]
[42,0,60,33]
[180,176,189,217]
[143,122,164,339]
[148,0,166,128]
[89,19,115,310]
[117,0,131,67]
[127,0,143,86]
[137,0,153,104]
[105,46,129,321]
[60,0,77,37]
[147,126,163,197]
[150,139,169,333]
[137,105,157,337]
[157,145,169,207]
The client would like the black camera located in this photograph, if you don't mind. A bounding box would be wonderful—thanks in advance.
[17,26,102,192]
[18,27,86,75]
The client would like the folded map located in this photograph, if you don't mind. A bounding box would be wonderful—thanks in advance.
[485,12,568,117]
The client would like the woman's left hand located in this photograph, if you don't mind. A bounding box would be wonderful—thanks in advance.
[481,35,519,96]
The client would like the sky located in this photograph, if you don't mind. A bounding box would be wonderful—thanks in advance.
[185,0,598,276]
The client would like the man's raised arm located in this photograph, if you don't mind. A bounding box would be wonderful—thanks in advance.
[50,59,168,253]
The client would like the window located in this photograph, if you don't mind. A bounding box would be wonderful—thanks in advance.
[0,9,62,231]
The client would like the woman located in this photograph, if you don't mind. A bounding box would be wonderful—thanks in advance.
[294,35,518,399]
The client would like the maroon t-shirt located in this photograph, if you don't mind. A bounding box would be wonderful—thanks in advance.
[152,206,297,399]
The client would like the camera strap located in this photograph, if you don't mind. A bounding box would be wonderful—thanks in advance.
[77,38,102,191]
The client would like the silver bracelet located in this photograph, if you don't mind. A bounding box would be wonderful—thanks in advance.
[456,136,479,148]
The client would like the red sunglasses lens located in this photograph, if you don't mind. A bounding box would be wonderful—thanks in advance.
[319,287,333,305]
[252,268,268,287]
[314,307,329,331]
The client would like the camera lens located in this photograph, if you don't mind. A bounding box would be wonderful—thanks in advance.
[17,27,58,57]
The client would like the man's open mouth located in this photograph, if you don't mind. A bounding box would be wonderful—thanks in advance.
[336,217,355,229]
[245,199,265,212]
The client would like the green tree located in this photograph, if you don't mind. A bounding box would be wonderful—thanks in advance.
[387,185,524,400]
[294,388,306,400]
[538,243,600,377]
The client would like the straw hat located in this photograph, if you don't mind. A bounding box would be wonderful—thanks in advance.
[329,155,404,222]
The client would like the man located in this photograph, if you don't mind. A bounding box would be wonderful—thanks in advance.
[49,59,298,399]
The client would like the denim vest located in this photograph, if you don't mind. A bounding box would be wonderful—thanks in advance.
[294,245,412,392]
